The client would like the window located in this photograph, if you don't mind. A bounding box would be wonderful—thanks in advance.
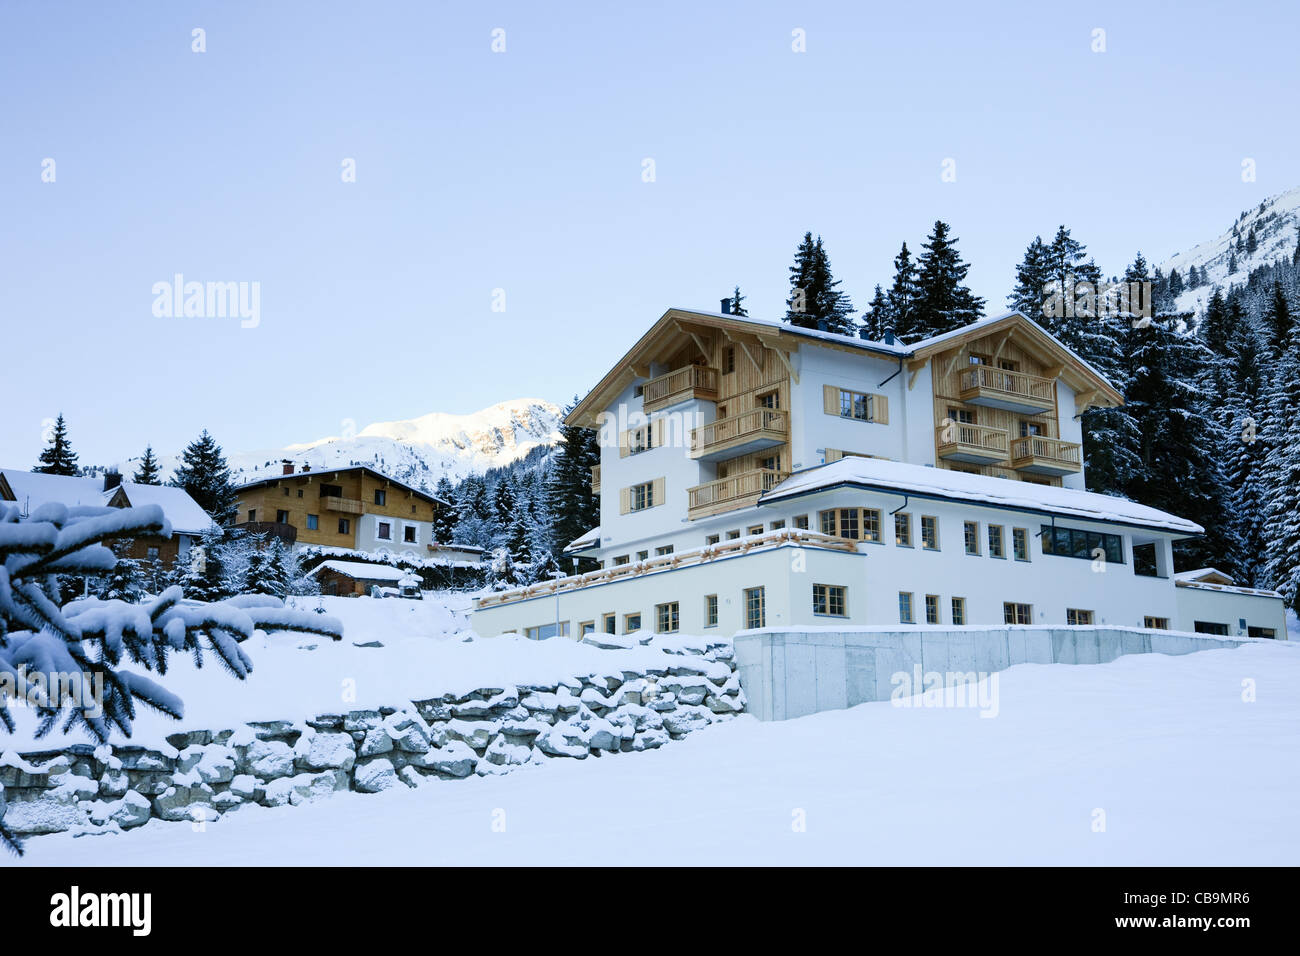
[726,529,741,540]
[1003,602,1032,625]
[321,483,343,498]
[948,406,976,425]
[744,587,765,629]
[895,512,912,547]
[924,594,940,624]
[757,390,779,409]
[988,524,1005,558]
[374,489,387,506]
[862,509,881,542]
[636,550,649,562]
[812,584,847,617]
[1012,527,1029,561]
[603,613,617,634]
[1067,608,1094,625]
[1248,626,1277,639]
[1041,525,1124,564]
[338,518,351,535]
[298,489,304,498]
[613,555,630,566]
[524,621,569,640]
[277,509,289,524]
[628,423,658,455]
[705,534,720,546]
[704,595,718,628]
[624,613,642,633]
[284,487,290,496]
[306,514,319,530]
[146,546,160,561]
[818,508,880,541]
[580,621,595,636]
[838,388,874,422]
[898,592,915,624]
[377,521,392,541]
[1144,616,1169,630]
[1194,621,1230,636]
[769,519,786,530]
[921,516,939,550]
[1133,542,1158,577]
[656,602,680,633]
[951,597,966,625]
[634,384,644,398]
[968,353,988,366]
[724,346,736,374]
[629,481,656,511]
[964,521,980,555]
[758,454,780,473]
[793,515,809,530]
[1019,421,1043,438]
[747,524,764,536]
[404,525,417,544]
[655,544,674,556]
[247,509,256,522]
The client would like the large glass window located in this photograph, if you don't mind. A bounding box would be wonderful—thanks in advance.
[1040,525,1124,564]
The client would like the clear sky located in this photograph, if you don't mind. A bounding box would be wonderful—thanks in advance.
[3,0,1297,468]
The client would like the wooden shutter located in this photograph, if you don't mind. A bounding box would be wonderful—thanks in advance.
[823,384,839,415]
[651,477,665,508]
[619,487,631,514]
[872,394,889,424]
[618,429,629,458]
[825,448,843,463]
[653,418,665,447]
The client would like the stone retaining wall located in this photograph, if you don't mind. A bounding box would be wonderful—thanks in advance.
[1,638,742,839]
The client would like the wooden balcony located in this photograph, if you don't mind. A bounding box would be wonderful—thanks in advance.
[690,408,788,462]
[1010,435,1082,476]
[590,464,600,494]
[642,365,719,413]
[959,366,1056,415]
[233,521,298,545]
[687,468,789,520]
[936,423,1009,465]
[321,495,364,515]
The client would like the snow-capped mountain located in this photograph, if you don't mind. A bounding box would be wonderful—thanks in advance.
[152,399,563,492]
[1161,185,1300,316]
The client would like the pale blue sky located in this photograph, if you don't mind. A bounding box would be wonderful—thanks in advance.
[3,0,1297,467]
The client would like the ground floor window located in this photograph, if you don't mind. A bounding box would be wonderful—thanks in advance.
[1194,620,1230,636]
[1003,602,1032,625]
[580,621,595,636]
[899,591,915,624]
[812,583,847,617]
[793,515,809,530]
[1066,608,1094,625]
[1144,616,1169,630]
[704,594,718,627]
[951,597,966,625]
[656,601,680,633]
[1248,626,1276,639]
[744,587,765,629]
[524,621,569,640]
[602,613,616,634]
[1012,527,1029,561]
[655,545,674,556]
[895,512,911,546]
[925,594,940,624]
[624,612,641,633]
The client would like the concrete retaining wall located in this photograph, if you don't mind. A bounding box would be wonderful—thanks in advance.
[734,626,1249,721]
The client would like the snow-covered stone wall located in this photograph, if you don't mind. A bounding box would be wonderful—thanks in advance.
[0,637,743,839]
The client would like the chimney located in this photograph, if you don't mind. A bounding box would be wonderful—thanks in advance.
[301,462,312,473]
[282,459,294,475]
[720,297,731,315]
[884,328,896,346]
[103,471,122,492]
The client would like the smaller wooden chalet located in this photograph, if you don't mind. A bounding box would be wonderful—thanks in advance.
[307,559,410,597]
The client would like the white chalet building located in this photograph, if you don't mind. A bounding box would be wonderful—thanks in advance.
[472,307,1287,641]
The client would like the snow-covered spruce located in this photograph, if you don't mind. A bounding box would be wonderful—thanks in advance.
[0,638,742,839]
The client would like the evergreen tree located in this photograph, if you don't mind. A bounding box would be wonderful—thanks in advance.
[491,479,517,546]
[1246,227,1258,255]
[133,445,163,485]
[240,539,275,595]
[1039,226,1106,361]
[432,477,458,544]
[885,242,921,340]
[95,542,146,603]
[784,233,854,334]
[1228,251,1238,274]
[1221,305,1270,585]
[860,284,891,341]
[1262,284,1300,610]
[452,475,493,548]
[1263,279,1292,358]
[729,285,748,317]
[911,220,984,338]
[34,413,79,476]
[182,528,235,602]
[487,547,525,592]
[784,232,818,328]
[546,395,600,566]
[172,430,237,526]
[1008,235,1052,319]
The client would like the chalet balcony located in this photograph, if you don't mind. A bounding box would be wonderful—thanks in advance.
[959,366,1056,415]
[690,407,788,462]
[687,468,789,520]
[590,464,600,494]
[321,495,364,515]
[233,521,298,545]
[1010,435,1082,476]
[642,364,719,413]
[936,423,1009,465]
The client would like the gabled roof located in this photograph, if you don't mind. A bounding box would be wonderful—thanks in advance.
[759,457,1203,535]
[308,559,408,582]
[563,525,601,553]
[1173,568,1236,586]
[566,308,1122,427]
[0,469,217,536]
[235,465,448,507]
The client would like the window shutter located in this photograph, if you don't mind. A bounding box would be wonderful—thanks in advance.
[873,394,890,424]
[619,487,631,515]
[653,418,665,447]
[823,384,839,415]
[825,448,843,463]
[651,477,665,507]
[618,429,629,458]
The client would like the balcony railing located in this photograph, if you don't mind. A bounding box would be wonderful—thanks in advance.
[1010,435,1082,475]
[687,468,789,519]
[590,464,600,493]
[321,495,364,515]
[959,365,1056,412]
[642,364,719,413]
[690,407,788,460]
[936,422,1009,464]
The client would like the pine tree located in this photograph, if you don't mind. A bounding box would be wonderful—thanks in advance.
[729,285,748,317]
[95,542,146,603]
[911,220,984,339]
[546,395,600,566]
[172,430,237,526]
[1228,251,1238,274]
[491,479,516,547]
[1008,235,1052,319]
[784,233,854,334]
[1246,227,1258,255]
[1039,226,1106,358]
[487,547,525,592]
[133,445,162,485]
[860,284,891,341]
[1261,282,1300,610]
[34,413,79,476]
[182,527,235,601]
[1220,304,1270,585]
[885,242,921,340]
[1263,279,1292,358]
[240,539,275,595]
[432,477,458,544]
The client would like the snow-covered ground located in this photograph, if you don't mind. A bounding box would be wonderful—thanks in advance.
[18,641,1299,866]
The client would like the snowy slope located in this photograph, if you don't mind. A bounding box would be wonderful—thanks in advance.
[146,398,562,492]
[1161,185,1300,316]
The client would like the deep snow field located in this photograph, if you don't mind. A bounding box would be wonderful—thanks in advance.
[12,593,1300,865]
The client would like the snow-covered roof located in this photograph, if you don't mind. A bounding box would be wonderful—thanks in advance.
[564,525,601,553]
[0,469,217,535]
[759,457,1204,535]
[309,560,409,582]
[664,306,910,357]
[236,465,449,507]
[1172,568,1280,598]
[1174,568,1234,585]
